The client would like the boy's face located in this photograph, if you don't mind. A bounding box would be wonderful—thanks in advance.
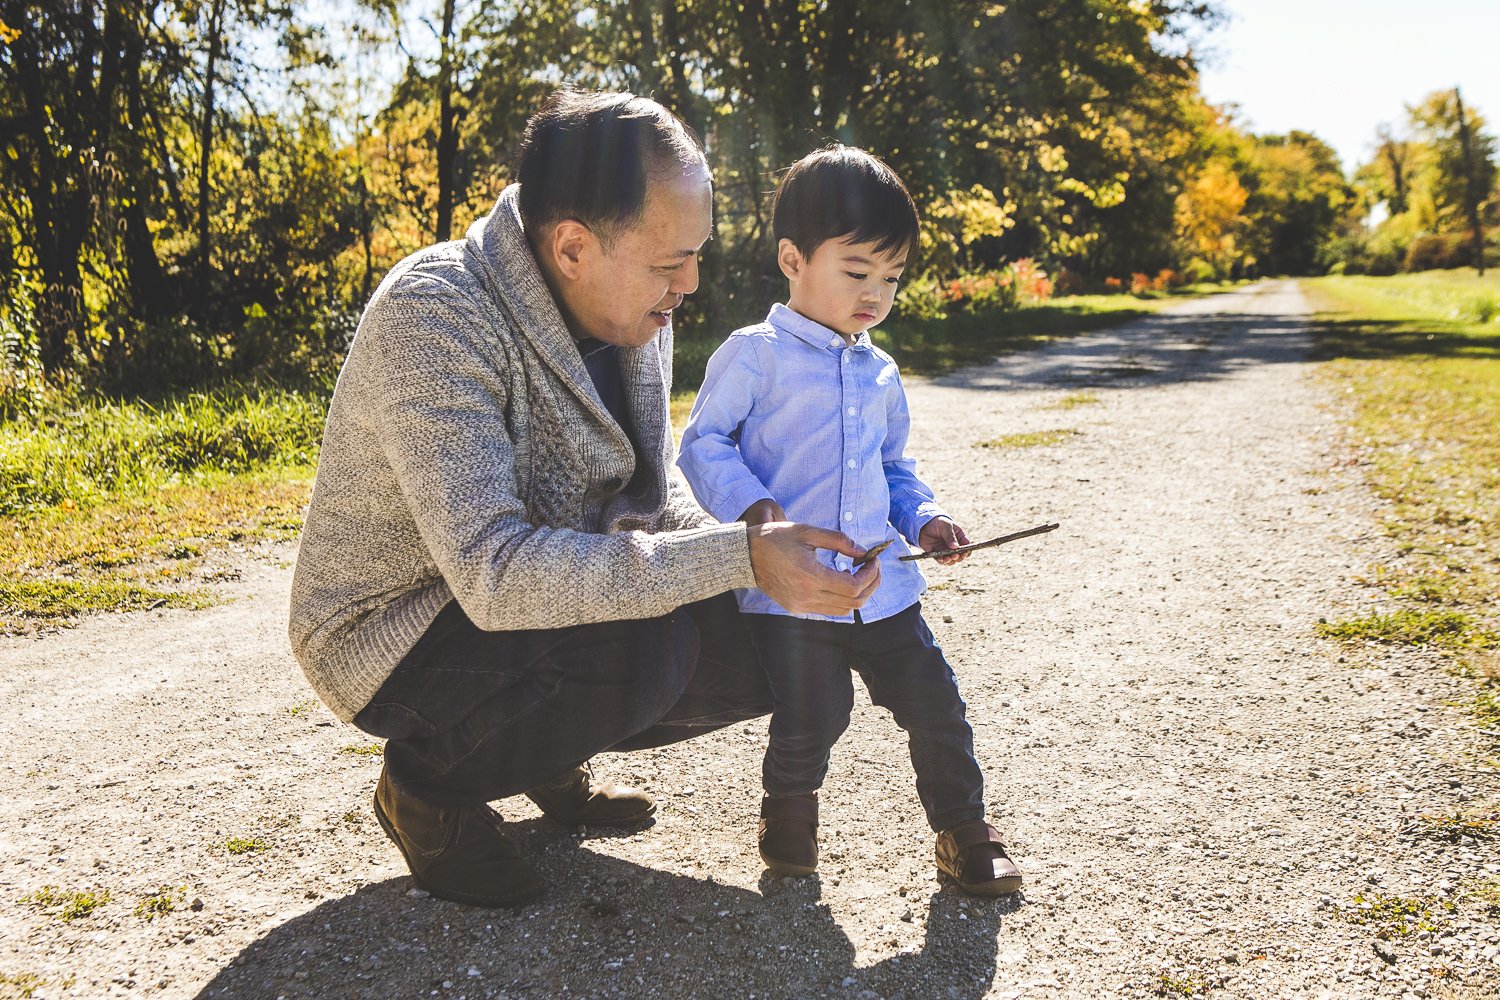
[779,235,908,339]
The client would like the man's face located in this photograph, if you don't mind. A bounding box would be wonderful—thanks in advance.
[561,165,713,348]
[781,235,908,340]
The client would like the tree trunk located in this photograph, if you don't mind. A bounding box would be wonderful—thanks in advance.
[435,0,457,241]
[1453,88,1486,276]
[120,1,171,322]
[195,0,224,316]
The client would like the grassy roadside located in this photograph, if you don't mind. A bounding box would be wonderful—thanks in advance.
[3,290,1214,630]
[1302,271,1499,700]
[0,387,320,631]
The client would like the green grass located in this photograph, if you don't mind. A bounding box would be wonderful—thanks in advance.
[134,885,185,920]
[1153,971,1209,997]
[224,836,268,855]
[338,742,383,757]
[1045,391,1101,409]
[975,429,1081,449]
[18,885,111,922]
[0,384,319,630]
[1334,891,1455,937]
[0,385,324,516]
[0,972,47,999]
[1315,609,1495,652]
[1304,271,1499,683]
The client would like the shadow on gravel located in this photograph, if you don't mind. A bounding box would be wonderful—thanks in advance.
[1308,318,1500,362]
[193,828,1020,999]
[930,311,1335,392]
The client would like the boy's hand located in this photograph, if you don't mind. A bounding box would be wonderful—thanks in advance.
[918,516,971,566]
[746,523,880,617]
[739,498,788,526]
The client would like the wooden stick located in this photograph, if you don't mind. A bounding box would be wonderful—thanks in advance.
[898,522,1059,561]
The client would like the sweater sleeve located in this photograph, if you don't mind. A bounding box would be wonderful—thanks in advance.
[361,284,754,630]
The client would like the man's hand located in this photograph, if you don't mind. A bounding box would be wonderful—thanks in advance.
[746,522,880,617]
[740,498,788,526]
[918,516,971,566]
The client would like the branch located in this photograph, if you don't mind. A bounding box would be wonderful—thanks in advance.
[898,522,1060,562]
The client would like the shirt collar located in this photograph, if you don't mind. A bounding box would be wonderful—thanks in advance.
[766,302,872,352]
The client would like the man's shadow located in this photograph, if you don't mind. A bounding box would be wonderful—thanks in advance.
[193,820,1018,999]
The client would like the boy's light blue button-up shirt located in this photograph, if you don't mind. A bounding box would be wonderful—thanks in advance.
[677,303,946,623]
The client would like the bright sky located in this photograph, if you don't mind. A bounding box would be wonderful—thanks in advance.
[1195,0,1500,175]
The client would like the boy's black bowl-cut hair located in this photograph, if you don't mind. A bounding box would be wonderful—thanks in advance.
[772,145,919,260]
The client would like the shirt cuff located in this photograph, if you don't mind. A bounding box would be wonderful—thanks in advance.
[711,481,777,525]
[896,502,948,545]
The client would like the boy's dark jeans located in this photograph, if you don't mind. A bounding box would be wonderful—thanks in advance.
[353,593,772,807]
[749,603,985,832]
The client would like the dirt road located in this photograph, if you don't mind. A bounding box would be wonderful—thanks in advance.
[3,281,1497,999]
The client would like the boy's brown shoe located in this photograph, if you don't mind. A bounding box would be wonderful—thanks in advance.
[524,763,656,827]
[374,766,545,908]
[758,792,819,876]
[935,820,1023,896]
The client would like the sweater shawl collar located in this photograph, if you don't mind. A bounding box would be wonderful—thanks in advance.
[464,185,670,477]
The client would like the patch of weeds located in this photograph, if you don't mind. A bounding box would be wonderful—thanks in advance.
[134,885,186,920]
[338,742,383,757]
[224,836,268,855]
[1403,810,1500,844]
[341,810,363,828]
[1462,876,1500,917]
[18,885,112,922]
[0,579,207,626]
[1335,891,1455,938]
[0,972,47,998]
[974,429,1081,449]
[1045,391,1100,410]
[0,473,310,634]
[1315,609,1495,651]
[1471,686,1500,729]
[1153,970,1209,996]
[284,702,317,718]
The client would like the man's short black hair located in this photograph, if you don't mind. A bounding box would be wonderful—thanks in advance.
[517,90,705,247]
[772,145,919,260]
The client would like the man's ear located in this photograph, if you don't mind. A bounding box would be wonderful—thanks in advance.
[776,238,803,281]
[548,220,596,280]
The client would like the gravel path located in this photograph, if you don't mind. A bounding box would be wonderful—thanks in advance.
[2,280,1497,1000]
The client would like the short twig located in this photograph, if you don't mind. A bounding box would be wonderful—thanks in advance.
[899,522,1060,562]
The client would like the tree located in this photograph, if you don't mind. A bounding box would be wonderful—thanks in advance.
[1408,89,1496,262]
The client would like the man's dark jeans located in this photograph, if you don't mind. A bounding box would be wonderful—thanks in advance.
[749,603,985,832]
[354,594,772,807]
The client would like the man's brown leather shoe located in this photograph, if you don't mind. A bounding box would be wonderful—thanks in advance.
[758,792,818,876]
[935,820,1023,896]
[373,766,544,907]
[524,763,656,827]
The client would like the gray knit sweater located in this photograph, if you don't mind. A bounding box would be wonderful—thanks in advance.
[288,185,755,722]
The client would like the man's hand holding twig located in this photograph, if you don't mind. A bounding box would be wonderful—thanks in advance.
[746,522,880,617]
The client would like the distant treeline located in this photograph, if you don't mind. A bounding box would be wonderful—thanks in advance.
[0,1,1495,396]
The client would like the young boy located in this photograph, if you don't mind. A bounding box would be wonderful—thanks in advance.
[677,145,1022,896]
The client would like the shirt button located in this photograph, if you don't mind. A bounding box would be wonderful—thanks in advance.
[843,512,853,522]
[846,407,856,416]
[846,459,857,469]
[829,337,841,348]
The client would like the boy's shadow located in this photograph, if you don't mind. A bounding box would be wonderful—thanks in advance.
[193,820,1018,999]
